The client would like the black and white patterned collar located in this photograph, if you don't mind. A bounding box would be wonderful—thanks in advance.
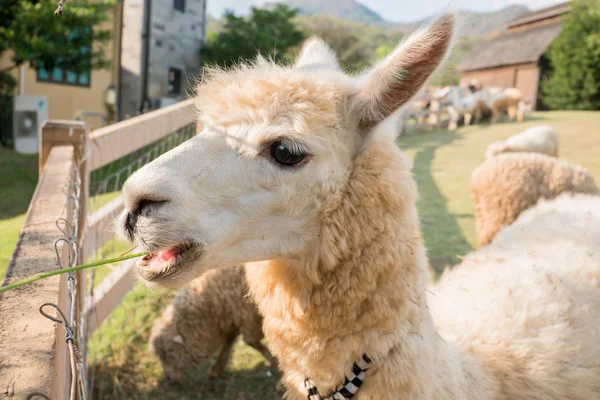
[304,354,373,400]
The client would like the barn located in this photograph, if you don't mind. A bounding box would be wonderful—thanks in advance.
[458,2,570,109]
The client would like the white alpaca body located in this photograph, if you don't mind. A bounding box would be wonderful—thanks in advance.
[430,194,600,399]
[471,152,598,246]
[478,86,523,122]
[447,86,477,126]
[485,125,559,159]
[442,86,493,127]
[448,86,477,114]
[493,193,600,288]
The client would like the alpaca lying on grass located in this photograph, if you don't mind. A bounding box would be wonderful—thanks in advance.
[149,265,275,381]
[430,193,600,399]
[118,14,600,400]
[489,193,600,289]
[472,152,599,246]
[485,125,559,159]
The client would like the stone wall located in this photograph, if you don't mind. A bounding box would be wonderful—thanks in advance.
[149,0,206,101]
[120,0,144,119]
[120,0,206,119]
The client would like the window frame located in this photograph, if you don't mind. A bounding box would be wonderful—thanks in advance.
[173,0,185,12]
[36,28,92,87]
[166,66,183,95]
[37,65,92,88]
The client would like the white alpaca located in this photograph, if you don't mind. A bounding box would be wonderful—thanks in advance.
[430,193,600,399]
[485,125,559,159]
[447,86,477,127]
[436,86,491,129]
[480,86,524,123]
[118,14,600,400]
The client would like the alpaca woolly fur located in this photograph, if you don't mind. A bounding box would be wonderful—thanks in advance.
[430,192,600,399]
[148,265,275,381]
[118,14,600,400]
[490,193,600,289]
[471,152,599,246]
[485,125,559,159]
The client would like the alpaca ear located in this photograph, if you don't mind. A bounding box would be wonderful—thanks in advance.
[295,37,340,70]
[351,13,455,128]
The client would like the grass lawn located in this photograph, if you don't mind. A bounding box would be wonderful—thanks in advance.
[88,110,600,399]
[401,111,600,276]
[0,147,38,279]
[1,111,599,398]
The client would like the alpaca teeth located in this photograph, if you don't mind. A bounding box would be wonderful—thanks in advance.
[137,258,149,267]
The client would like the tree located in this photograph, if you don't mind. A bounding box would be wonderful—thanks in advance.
[541,0,600,110]
[375,44,394,60]
[0,71,16,147]
[296,15,371,72]
[429,36,479,87]
[296,15,403,73]
[0,0,114,74]
[202,5,306,67]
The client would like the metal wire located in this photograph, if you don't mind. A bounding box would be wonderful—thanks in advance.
[39,151,88,400]
[30,119,195,399]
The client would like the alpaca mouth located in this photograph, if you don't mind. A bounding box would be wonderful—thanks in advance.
[134,243,199,281]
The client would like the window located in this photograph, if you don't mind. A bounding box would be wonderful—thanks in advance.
[167,67,182,95]
[37,61,91,87]
[37,29,91,87]
[174,0,185,12]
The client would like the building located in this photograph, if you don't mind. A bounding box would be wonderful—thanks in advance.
[458,2,570,109]
[0,0,206,133]
[0,4,124,130]
[120,0,207,119]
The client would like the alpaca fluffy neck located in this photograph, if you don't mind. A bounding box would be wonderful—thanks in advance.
[246,137,493,399]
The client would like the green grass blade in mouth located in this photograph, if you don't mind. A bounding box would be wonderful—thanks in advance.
[0,252,146,294]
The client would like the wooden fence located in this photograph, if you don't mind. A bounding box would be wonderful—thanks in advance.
[0,98,197,399]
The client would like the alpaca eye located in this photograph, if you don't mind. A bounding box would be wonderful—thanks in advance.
[270,141,306,166]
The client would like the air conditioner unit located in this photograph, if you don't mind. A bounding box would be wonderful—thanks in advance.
[13,95,48,154]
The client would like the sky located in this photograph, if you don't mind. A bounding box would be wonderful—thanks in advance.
[206,0,567,23]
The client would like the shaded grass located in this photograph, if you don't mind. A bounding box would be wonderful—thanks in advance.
[89,284,281,400]
[90,111,600,399]
[0,147,38,279]
[1,111,599,398]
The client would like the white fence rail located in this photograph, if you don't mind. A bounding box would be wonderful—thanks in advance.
[0,99,199,399]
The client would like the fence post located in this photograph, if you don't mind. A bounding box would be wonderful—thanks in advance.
[39,120,90,399]
[0,146,75,400]
[40,120,90,240]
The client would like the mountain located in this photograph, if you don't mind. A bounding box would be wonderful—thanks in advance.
[390,5,530,36]
[265,0,384,24]
[266,0,529,37]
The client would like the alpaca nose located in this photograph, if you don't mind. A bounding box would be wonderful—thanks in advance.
[124,199,166,235]
[125,211,138,234]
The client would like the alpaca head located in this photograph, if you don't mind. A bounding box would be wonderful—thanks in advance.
[148,305,201,382]
[485,141,509,159]
[118,14,455,286]
[148,304,219,382]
